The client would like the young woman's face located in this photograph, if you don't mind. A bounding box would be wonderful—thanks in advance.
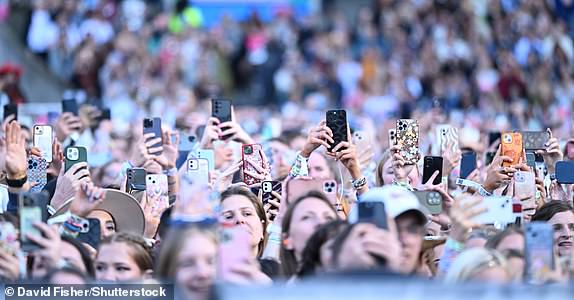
[309,152,332,180]
[87,210,116,239]
[286,197,337,259]
[506,256,525,282]
[176,233,217,298]
[220,195,264,252]
[395,213,424,274]
[548,211,574,257]
[95,242,146,282]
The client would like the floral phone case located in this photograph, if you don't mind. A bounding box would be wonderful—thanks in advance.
[501,132,523,167]
[146,174,169,208]
[27,157,48,193]
[521,131,550,151]
[396,119,419,165]
[242,144,264,185]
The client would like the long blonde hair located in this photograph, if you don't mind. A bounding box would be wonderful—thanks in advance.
[444,248,509,283]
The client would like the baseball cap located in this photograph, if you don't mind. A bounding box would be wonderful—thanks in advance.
[51,189,145,236]
[349,186,429,226]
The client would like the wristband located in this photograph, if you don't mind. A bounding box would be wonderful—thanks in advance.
[392,179,413,191]
[456,178,492,196]
[351,176,367,190]
[6,176,27,188]
[163,168,178,177]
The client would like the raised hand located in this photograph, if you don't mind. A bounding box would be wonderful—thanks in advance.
[70,182,106,217]
[153,129,178,170]
[50,162,91,210]
[536,129,562,174]
[301,120,334,158]
[448,195,487,243]
[390,145,415,184]
[54,112,82,142]
[5,121,27,180]
[200,117,222,149]
[483,146,515,193]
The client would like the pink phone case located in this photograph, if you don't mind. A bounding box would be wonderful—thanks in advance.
[514,171,536,200]
[285,178,338,207]
[242,144,264,185]
[146,174,169,208]
[218,225,252,280]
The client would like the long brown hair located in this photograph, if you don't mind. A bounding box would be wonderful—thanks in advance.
[280,191,339,277]
[375,149,392,186]
[220,185,268,258]
[98,232,153,273]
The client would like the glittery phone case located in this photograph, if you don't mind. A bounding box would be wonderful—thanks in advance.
[242,144,264,185]
[27,157,48,193]
[396,119,419,165]
[521,131,550,151]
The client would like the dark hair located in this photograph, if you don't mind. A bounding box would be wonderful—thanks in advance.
[157,206,173,240]
[280,191,339,277]
[220,185,268,258]
[532,201,574,222]
[98,232,153,273]
[297,220,348,278]
[329,223,356,268]
[61,235,95,277]
[485,226,524,250]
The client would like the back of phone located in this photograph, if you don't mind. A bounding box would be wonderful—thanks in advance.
[187,158,210,186]
[77,218,101,250]
[414,191,443,215]
[525,152,536,169]
[501,132,523,167]
[357,201,388,229]
[3,104,17,121]
[352,130,371,151]
[218,225,251,280]
[556,161,574,184]
[460,151,477,179]
[242,144,264,185]
[326,110,348,151]
[62,98,79,115]
[465,196,514,225]
[262,180,282,205]
[197,149,215,171]
[396,119,419,165]
[522,131,550,150]
[436,125,459,155]
[33,125,53,163]
[64,146,87,172]
[179,134,197,152]
[143,117,163,151]
[422,156,443,185]
[286,178,338,207]
[212,98,232,123]
[0,222,18,256]
[27,157,48,193]
[514,171,535,200]
[19,191,49,252]
[126,168,146,193]
[146,174,169,207]
[524,222,554,284]
[388,128,396,147]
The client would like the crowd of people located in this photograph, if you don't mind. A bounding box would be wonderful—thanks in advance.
[0,0,574,299]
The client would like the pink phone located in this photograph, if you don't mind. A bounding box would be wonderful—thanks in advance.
[218,225,252,280]
[514,171,535,201]
[285,178,338,206]
[242,144,265,185]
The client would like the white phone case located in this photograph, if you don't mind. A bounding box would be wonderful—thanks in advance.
[33,125,53,163]
[463,196,514,225]
[187,158,209,186]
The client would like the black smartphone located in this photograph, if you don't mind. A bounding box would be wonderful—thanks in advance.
[326,109,348,152]
[488,132,501,147]
[98,108,111,121]
[556,161,574,184]
[19,191,49,252]
[358,201,388,230]
[3,104,17,121]
[460,151,477,179]
[62,98,79,116]
[77,218,101,250]
[211,98,232,140]
[422,156,443,185]
[126,168,147,193]
[143,117,163,153]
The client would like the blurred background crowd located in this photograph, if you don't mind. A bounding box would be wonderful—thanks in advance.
[0,0,572,165]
